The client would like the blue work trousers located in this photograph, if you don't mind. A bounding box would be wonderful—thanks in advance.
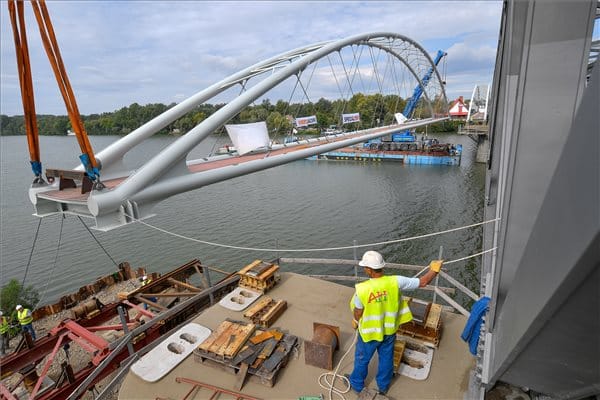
[349,333,395,393]
[22,323,36,341]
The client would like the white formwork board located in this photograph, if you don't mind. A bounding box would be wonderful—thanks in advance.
[131,323,211,382]
[218,286,262,311]
[397,346,434,380]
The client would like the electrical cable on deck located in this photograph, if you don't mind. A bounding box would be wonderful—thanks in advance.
[122,211,499,253]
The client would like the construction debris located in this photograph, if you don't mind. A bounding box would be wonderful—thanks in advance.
[194,322,298,387]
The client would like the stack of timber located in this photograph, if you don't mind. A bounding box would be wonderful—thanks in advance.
[194,319,298,387]
[243,297,287,328]
[238,260,279,293]
[397,298,443,347]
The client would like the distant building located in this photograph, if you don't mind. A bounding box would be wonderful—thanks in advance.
[449,96,468,119]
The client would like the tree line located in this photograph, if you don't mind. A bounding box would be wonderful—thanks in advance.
[0,93,461,137]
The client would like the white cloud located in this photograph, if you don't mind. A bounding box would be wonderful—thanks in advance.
[1,1,503,116]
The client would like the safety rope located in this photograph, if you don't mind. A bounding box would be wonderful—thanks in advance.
[318,331,357,400]
[122,212,499,253]
[34,215,64,309]
[411,247,498,278]
[7,0,43,180]
[77,216,118,266]
[29,0,101,184]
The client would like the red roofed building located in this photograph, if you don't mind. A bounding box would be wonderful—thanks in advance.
[449,96,468,118]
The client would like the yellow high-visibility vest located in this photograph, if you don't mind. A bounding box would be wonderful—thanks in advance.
[17,309,33,326]
[350,276,413,342]
[0,317,9,334]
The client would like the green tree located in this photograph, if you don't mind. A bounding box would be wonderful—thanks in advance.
[0,279,39,317]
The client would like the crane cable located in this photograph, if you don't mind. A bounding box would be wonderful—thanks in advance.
[28,0,102,185]
[7,0,43,181]
[34,215,64,309]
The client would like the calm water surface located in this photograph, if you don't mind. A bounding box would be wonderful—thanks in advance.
[0,133,485,307]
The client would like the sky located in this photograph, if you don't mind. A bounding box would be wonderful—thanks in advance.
[0,1,505,117]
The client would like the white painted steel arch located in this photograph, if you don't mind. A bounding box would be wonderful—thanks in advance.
[37,32,449,229]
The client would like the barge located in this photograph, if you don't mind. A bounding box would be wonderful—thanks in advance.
[307,142,462,165]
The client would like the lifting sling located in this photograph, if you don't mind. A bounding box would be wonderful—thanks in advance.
[8,0,102,183]
[8,0,42,180]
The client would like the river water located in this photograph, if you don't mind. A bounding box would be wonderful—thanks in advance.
[0,133,485,307]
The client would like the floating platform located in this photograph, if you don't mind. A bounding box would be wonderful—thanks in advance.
[307,147,462,165]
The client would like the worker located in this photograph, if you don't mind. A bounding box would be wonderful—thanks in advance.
[15,305,36,341]
[0,311,9,356]
[141,275,151,286]
[140,275,157,310]
[348,250,443,394]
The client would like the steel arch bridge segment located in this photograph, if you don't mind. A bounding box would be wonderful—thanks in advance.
[31,32,449,230]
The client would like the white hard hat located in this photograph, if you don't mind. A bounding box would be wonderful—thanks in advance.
[16,304,23,310]
[359,250,385,269]
[0,311,3,316]
[142,275,147,280]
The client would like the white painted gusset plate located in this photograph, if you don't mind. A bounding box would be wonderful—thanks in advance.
[218,286,262,311]
[131,323,211,382]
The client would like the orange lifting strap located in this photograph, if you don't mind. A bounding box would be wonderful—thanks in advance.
[8,0,42,179]
[9,0,101,181]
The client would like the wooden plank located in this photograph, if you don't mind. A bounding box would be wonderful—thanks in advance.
[140,292,196,298]
[425,304,442,330]
[134,295,167,311]
[208,321,234,354]
[243,297,273,319]
[257,338,278,360]
[249,331,273,345]
[270,330,283,341]
[259,300,287,327]
[257,264,279,280]
[223,323,256,358]
[198,321,232,352]
[167,278,201,292]
[235,362,249,391]
[239,260,262,276]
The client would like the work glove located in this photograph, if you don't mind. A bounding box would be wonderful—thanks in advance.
[429,260,444,273]
[351,319,359,330]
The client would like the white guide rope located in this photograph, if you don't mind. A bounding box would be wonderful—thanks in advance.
[123,213,499,253]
